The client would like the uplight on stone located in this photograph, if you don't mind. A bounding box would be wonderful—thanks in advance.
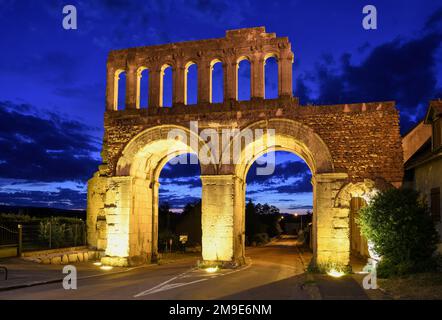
[205,266,218,273]
[327,269,345,278]
[100,265,113,271]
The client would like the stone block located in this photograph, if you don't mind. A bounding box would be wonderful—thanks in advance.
[68,253,78,263]
[61,254,69,264]
[51,256,62,265]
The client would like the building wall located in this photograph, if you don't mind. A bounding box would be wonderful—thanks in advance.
[414,158,442,245]
[402,121,432,163]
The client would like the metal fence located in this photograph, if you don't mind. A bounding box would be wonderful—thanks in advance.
[0,220,86,255]
[0,225,18,246]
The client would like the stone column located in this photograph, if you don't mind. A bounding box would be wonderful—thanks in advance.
[149,67,161,108]
[224,60,238,101]
[86,174,107,250]
[87,176,155,267]
[313,173,350,268]
[198,60,211,104]
[251,55,264,99]
[150,180,160,261]
[201,175,245,264]
[174,63,185,105]
[125,66,137,109]
[278,52,293,98]
[106,67,116,111]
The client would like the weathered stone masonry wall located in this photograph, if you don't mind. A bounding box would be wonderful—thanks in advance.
[100,100,403,186]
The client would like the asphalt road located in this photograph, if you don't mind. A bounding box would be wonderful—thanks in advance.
[0,237,313,300]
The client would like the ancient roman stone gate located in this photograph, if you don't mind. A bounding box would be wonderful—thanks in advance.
[87,27,404,268]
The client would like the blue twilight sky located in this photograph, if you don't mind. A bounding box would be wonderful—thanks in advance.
[0,1,441,212]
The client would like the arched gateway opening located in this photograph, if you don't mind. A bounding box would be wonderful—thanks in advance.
[244,151,313,262]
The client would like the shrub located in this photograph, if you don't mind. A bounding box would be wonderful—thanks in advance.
[357,188,439,277]
[252,233,269,245]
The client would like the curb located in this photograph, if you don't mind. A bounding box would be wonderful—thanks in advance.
[0,264,153,292]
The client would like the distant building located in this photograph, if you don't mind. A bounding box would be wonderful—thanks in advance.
[403,100,442,252]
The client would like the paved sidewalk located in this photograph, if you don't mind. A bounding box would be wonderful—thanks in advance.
[313,274,369,299]
[0,257,128,291]
[0,253,201,292]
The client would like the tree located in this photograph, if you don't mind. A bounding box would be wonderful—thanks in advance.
[357,188,439,277]
[245,200,267,242]
[176,201,202,245]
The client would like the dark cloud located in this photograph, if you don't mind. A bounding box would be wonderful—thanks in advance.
[274,173,312,194]
[424,7,442,31]
[288,204,313,210]
[159,195,200,209]
[0,101,100,182]
[160,161,201,179]
[296,21,442,134]
[0,188,87,209]
[247,160,310,184]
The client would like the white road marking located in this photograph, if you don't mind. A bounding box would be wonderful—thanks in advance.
[133,263,252,298]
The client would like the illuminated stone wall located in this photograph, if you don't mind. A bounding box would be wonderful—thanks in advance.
[87,27,404,268]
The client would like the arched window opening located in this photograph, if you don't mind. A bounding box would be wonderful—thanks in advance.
[264,56,278,99]
[185,62,198,105]
[115,69,126,110]
[210,60,223,103]
[237,58,251,101]
[161,64,173,107]
[137,67,149,109]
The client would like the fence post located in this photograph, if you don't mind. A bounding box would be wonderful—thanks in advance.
[17,224,22,257]
[49,222,52,249]
[83,222,87,246]
[74,224,78,246]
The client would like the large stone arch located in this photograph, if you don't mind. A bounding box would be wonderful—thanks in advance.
[231,119,334,180]
[88,125,215,266]
[200,119,346,267]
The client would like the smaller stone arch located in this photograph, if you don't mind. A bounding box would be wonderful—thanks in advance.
[209,58,223,103]
[184,61,198,105]
[113,68,126,110]
[334,178,393,208]
[159,63,173,107]
[263,52,279,61]
[136,66,149,109]
[236,56,252,101]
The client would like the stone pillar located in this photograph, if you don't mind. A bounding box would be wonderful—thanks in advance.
[224,60,238,101]
[106,67,116,111]
[278,52,293,98]
[135,68,145,109]
[313,173,350,268]
[87,176,155,267]
[125,66,137,109]
[149,67,161,108]
[174,64,185,105]
[201,175,245,264]
[86,174,107,250]
[150,180,160,261]
[251,55,264,99]
[198,60,211,104]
